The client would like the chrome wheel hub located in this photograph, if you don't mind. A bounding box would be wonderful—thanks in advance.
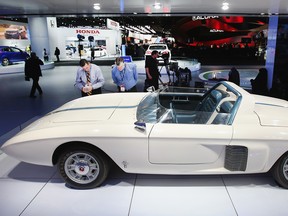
[75,162,90,175]
[65,152,100,184]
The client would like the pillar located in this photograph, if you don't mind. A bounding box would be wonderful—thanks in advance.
[28,17,50,60]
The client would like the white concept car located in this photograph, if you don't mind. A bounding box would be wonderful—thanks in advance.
[2,81,288,189]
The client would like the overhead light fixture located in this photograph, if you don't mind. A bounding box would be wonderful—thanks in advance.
[94,3,101,10]
[222,2,229,10]
[153,2,162,10]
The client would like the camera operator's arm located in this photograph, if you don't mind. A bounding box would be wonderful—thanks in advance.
[145,67,152,79]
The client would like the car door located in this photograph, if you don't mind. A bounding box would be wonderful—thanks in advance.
[9,47,21,61]
[148,123,233,164]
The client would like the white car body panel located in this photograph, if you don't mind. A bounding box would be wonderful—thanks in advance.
[2,81,288,178]
[149,124,232,164]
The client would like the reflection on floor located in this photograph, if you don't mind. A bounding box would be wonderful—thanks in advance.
[1,61,286,216]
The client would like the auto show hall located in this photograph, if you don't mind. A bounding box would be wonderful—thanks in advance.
[0,59,287,216]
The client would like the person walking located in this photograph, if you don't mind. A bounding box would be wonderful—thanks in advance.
[24,52,44,98]
[145,50,159,90]
[75,59,105,97]
[54,47,60,62]
[112,57,138,92]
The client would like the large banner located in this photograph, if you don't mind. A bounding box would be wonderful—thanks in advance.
[0,24,28,40]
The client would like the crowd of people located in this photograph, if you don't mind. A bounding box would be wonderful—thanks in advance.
[24,48,162,98]
[24,48,274,100]
[74,50,161,97]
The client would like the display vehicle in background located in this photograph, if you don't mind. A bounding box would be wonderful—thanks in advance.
[2,81,288,189]
[4,25,27,39]
[145,43,171,64]
[0,46,30,66]
[91,47,107,57]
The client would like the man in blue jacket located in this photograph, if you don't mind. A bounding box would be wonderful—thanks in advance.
[112,57,138,92]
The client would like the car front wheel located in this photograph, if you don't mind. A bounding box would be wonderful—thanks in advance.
[272,153,288,189]
[58,147,110,189]
[2,58,9,66]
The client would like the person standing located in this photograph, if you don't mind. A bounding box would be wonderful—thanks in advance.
[43,48,49,61]
[145,50,159,90]
[90,47,95,62]
[25,52,44,98]
[75,59,105,97]
[228,67,240,86]
[112,57,138,92]
[250,67,269,96]
[54,47,60,62]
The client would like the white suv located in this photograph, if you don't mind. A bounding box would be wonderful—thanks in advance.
[145,43,171,63]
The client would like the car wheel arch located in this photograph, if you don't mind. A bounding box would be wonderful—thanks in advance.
[52,141,112,165]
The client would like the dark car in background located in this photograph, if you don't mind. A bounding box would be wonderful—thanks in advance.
[0,46,30,66]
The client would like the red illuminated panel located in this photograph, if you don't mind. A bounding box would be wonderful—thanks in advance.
[222,16,244,23]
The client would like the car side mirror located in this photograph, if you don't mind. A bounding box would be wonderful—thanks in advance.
[134,121,146,132]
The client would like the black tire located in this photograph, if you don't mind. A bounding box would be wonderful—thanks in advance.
[58,147,110,189]
[272,153,288,189]
[2,58,9,66]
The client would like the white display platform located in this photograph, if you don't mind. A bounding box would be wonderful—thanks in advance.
[176,59,201,72]
[0,61,55,74]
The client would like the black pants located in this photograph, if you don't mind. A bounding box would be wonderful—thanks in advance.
[81,88,102,97]
[144,77,159,91]
[30,77,42,96]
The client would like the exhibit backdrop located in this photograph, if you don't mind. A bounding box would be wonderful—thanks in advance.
[47,17,122,61]
[0,20,30,51]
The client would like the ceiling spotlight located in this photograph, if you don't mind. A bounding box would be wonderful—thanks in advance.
[153,2,162,10]
[94,3,101,10]
[222,2,229,10]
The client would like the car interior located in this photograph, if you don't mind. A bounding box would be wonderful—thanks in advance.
[156,83,239,125]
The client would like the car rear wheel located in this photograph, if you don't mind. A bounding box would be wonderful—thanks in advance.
[2,58,9,66]
[58,147,110,189]
[272,153,288,189]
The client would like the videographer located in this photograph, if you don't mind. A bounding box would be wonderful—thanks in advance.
[145,50,159,90]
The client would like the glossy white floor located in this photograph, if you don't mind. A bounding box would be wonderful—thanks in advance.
[0,62,287,216]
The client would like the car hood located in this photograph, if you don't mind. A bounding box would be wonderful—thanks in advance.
[20,93,147,133]
[254,95,288,126]
[51,93,146,123]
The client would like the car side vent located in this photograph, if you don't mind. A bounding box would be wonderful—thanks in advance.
[224,146,248,171]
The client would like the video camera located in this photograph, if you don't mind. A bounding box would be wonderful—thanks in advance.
[159,52,170,65]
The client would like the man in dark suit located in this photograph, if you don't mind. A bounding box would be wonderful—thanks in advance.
[25,52,44,98]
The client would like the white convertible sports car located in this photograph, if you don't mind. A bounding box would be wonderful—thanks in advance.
[2,81,288,189]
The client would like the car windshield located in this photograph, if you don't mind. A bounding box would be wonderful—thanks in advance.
[136,91,163,124]
[136,87,197,124]
[136,83,240,125]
